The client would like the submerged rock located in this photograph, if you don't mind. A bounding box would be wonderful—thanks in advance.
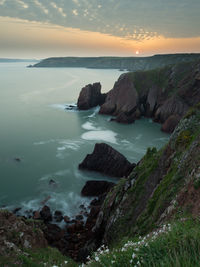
[81,180,115,197]
[79,143,135,177]
[77,82,106,110]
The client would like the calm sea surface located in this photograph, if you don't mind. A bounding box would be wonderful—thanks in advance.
[0,62,169,218]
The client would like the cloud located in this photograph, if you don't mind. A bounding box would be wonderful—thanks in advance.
[34,0,49,15]
[0,0,6,5]
[50,2,66,17]
[0,0,199,41]
[16,0,28,9]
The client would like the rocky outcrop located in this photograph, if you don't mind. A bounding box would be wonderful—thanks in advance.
[77,82,106,110]
[154,96,189,123]
[79,143,135,178]
[0,210,47,257]
[98,60,200,132]
[99,74,139,123]
[81,180,115,197]
[161,114,181,133]
[91,106,200,245]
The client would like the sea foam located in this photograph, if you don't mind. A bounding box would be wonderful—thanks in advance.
[81,130,117,144]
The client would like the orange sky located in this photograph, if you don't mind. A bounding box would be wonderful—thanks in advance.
[0,16,200,59]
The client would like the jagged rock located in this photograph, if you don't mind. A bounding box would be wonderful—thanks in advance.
[77,82,106,110]
[154,96,189,123]
[81,180,114,197]
[54,210,63,222]
[33,210,41,220]
[0,210,47,257]
[40,206,52,223]
[99,74,138,119]
[76,215,84,221]
[161,114,181,133]
[79,143,135,177]
[44,224,63,243]
[146,85,159,117]
[63,216,71,223]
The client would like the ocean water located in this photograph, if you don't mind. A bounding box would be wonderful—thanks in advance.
[0,62,169,218]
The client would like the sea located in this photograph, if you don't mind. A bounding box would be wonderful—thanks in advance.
[0,62,169,220]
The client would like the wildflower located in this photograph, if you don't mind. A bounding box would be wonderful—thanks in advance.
[64,261,68,264]
[111,260,115,264]
[135,248,139,251]
[130,259,133,264]
[95,256,99,262]
[132,252,136,259]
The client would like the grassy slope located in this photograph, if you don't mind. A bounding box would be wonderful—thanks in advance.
[101,104,200,244]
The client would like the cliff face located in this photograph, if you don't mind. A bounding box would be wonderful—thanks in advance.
[100,60,200,132]
[32,54,200,70]
[94,104,200,245]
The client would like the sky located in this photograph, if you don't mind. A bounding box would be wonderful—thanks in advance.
[0,0,200,59]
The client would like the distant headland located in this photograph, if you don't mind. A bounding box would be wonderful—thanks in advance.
[30,53,200,71]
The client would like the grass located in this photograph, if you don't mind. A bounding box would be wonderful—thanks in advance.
[0,247,77,267]
[85,218,200,267]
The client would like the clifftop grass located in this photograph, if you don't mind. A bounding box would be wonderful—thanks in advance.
[101,105,200,245]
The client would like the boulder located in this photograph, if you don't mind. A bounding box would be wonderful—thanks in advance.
[81,180,114,197]
[40,205,52,223]
[161,114,181,133]
[99,74,138,119]
[77,82,106,110]
[79,143,135,177]
[54,210,63,222]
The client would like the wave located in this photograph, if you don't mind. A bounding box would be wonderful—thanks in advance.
[82,121,100,131]
[81,130,118,144]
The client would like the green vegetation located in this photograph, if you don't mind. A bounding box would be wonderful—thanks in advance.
[32,54,200,71]
[86,219,200,267]
[0,247,76,267]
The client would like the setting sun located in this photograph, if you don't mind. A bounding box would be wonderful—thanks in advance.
[136,50,139,55]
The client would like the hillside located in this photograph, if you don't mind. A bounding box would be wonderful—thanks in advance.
[1,60,200,266]
[99,59,200,132]
[31,54,200,71]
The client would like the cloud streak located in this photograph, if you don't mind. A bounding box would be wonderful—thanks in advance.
[0,0,199,42]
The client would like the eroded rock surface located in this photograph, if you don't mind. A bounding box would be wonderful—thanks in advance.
[77,82,106,110]
[81,180,115,197]
[79,143,135,177]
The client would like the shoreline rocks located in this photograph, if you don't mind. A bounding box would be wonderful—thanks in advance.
[81,180,115,197]
[79,143,135,178]
[77,82,106,110]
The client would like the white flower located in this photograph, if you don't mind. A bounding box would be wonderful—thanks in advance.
[64,261,68,264]
[95,256,99,262]
[130,259,133,263]
[111,260,115,264]
[132,252,136,259]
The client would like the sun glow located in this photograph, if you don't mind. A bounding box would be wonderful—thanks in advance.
[135,50,139,55]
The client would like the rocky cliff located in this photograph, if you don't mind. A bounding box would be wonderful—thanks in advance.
[31,54,200,70]
[93,104,200,246]
[100,60,200,132]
